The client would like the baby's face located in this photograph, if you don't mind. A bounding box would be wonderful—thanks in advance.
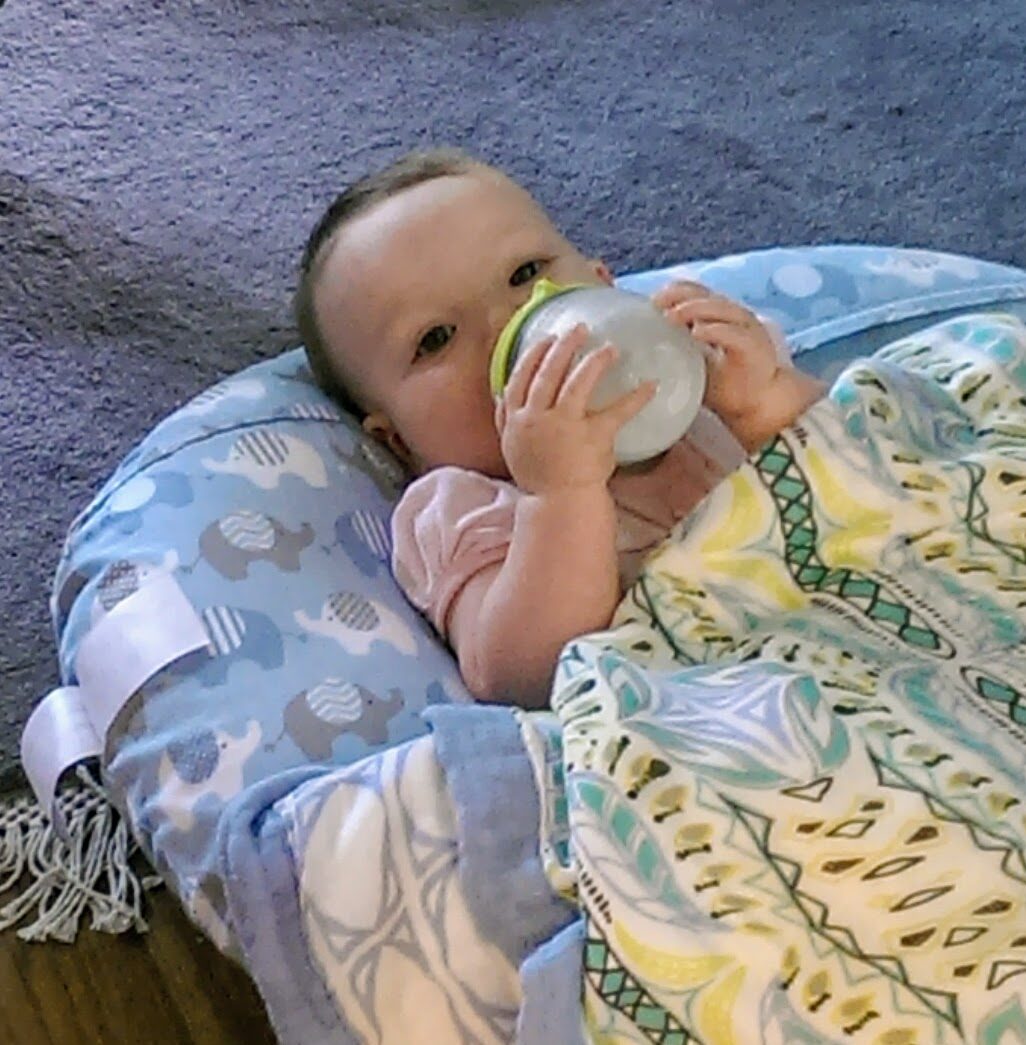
[313,168,611,477]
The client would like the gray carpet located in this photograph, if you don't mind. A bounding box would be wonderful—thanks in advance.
[2,0,1024,792]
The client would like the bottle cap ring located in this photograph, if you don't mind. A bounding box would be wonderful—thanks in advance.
[489,277,589,397]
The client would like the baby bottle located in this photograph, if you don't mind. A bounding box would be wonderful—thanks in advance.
[490,278,707,465]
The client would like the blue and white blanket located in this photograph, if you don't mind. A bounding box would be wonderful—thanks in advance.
[221,705,580,1044]
[222,313,1026,1044]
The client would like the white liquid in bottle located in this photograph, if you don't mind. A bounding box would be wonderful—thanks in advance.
[491,279,708,465]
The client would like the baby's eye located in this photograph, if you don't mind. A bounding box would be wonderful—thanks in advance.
[417,324,455,357]
[510,259,545,287]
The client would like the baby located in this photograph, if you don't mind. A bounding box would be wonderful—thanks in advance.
[295,148,825,708]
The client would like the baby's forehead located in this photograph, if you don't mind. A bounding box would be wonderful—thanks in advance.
[361,169,541,244]
[329,172,551,285]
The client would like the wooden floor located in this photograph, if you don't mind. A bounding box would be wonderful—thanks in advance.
[0,885,277,1045]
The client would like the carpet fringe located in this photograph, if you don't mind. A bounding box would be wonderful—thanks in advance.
[0,767,162,943]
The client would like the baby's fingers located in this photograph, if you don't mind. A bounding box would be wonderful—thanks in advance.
[555,342,618,414]
[506,326,587,409]
[692,320,757,356]
[693,322,764,393]
[525,325,588,410]
[503,333,556,409]
[594,378,657,432]
[664,296,761,332]
[651,280,713,311]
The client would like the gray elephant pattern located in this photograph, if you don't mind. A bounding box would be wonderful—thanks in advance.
[198,511,315,580]
[51,348,470,951]
[271,679,406,759]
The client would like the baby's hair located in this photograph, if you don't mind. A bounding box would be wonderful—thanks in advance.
[295,146,480,417]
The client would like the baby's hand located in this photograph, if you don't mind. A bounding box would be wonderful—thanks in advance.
[497,324,655,496]
[653,281,825,450]
[653,281,780,425]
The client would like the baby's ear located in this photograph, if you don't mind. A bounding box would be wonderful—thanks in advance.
[362,412,415,470]
[593,260,614,285]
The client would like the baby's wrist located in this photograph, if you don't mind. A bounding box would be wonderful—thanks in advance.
[516,482,616,537]
[735,368,827,451]
[520,479,615,512]
[781,369,828,423]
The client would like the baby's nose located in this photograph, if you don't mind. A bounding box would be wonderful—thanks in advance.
[485,304,514,354]
[489,300,513,336]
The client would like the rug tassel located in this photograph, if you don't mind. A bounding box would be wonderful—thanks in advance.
[0,767,162,944]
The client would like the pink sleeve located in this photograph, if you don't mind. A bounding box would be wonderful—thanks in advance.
[390,466,518,640]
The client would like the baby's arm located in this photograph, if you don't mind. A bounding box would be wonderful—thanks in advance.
[448,325,654,709]
[448,484,619,708]
[653,282,826,451]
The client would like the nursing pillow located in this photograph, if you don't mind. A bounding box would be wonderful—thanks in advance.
[29,244,1026,948]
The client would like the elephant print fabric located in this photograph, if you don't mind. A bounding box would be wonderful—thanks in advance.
[271,679,406,759]
[52,349,467,953]
[197,511,314,580]
[201,429,329,490]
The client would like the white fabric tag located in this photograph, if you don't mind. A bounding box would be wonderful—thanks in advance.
[20,573,208,831]
[20,686,98,839]
[75,572,209,739]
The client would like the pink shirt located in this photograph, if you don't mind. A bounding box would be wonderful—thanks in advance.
[390,409,745,641]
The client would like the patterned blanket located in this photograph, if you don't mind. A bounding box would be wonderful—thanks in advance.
[224,314,1026,1044]
[545,313,1026,1043]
